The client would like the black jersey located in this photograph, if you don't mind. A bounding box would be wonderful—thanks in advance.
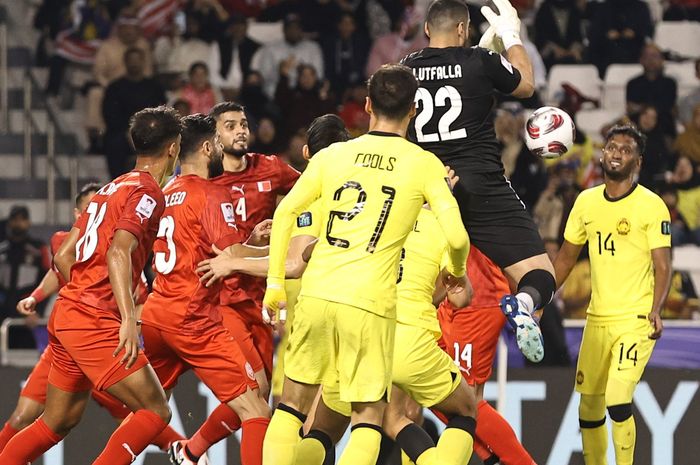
[401,46,521,176]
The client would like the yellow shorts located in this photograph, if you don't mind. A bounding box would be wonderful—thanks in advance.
[575,315,656,403]
[271,278,301,398]
[322,322,460,416]
[284,295,395,404]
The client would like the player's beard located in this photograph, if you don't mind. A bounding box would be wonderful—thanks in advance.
[602,160,635,181]
[208,152,225,178]
[223,141,247,158]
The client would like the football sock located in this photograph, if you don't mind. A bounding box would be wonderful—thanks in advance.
[150,425,185,451]
[294,429,334,465]
[241,417,270,465]
[395,423,434,465]
[187,403,242,458]
[92,409,167,465]
[517,269,556,311]
[476,400,536,465]
[338,424,382,465]
[0,418,62,464]
[434,415,475,465]
[262,404,306,465]
[610,413,635,465]
[579,394,608,465]
[473,436,493,461]
[401,450,415,465]
[0,422,20,452]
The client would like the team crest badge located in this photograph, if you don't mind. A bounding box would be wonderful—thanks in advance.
[616,218,631,236]
[576,370,584,385]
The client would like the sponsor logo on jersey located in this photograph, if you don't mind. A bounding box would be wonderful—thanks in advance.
[661,220,671,235]
[617,218,631,235]
[257,180,272,192]
[231,185,245,195]
[135,194,157,223]
[297,212,313,228]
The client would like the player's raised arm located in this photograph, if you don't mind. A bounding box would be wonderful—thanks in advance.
[53,226,81,282]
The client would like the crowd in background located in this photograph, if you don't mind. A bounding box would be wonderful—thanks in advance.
[7,0,699,323]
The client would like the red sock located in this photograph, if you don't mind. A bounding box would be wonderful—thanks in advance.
[151,425,185,451]
[0,418,62,464]
[0,422,20,452]
[240,417,269,465]
[476,400,536,465]
[187,403,242,458]
[473,436,493,461]
[92,410,167,465]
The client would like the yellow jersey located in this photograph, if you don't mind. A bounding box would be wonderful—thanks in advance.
[267,131,468,318]
[396,208,448,335]
[563,184,671,318]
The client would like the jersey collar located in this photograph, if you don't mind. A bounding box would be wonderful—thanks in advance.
[367,131,402,137]
[603,183,638,202]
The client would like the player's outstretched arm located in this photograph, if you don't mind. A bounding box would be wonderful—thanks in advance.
[552,240,584,289]
[17,268,61,315]
[107,229,140,368]
[649,247,672,339]
[53,226,80,282]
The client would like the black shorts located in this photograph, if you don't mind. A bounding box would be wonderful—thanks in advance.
[453,171,545,268]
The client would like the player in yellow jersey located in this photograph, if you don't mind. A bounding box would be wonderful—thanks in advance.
[261,64,469,465]
[554,125,672,465]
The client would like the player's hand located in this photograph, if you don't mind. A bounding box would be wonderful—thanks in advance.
[444,165,460,191]
[114,319,140,369]
[481,0,521,45]
[16,296,37,315]
[478,26,505,54]
[262,280,287,329]
[197,244,236,287]
[248,219,273,246]
[443,272,469,295]
[648,310,663,340]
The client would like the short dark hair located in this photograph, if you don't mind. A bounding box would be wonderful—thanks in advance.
[180,114,217,161]
[209,101,246,120]
[307,114,350,157]
[605,124,647,155]
[189,61,208,76]
[426,0,470,33]
[75,182,103,207]
[128,106,183,156]
[367,64,419,121]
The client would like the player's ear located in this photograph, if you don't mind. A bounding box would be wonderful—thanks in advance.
[365,96,372,116]
[424,22,430,39]
[408,102,417,119]
[302,144,311,160]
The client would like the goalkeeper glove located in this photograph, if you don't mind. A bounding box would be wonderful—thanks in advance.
[478,26,505,54]
[480,0,522,50]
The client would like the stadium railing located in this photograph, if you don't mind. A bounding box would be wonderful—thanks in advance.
[0,317,47,367]
[0,4,8,133]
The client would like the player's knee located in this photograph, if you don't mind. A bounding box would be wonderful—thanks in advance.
[517,269,556,309]
[579,394,606,422]
[8,411,36,430]
[151,402,172,424]
[607,403,632,423]
[445,415,477,438]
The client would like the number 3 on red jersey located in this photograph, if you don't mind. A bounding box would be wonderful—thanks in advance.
[154,216,176,274]
[76,202,107,262]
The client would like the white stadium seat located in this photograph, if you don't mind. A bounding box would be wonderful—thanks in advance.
[665,61,699,99]
[655,21,700,58]
[575,109,623,142]
[545,64,602,105]
[247,21,284,45]
[602,64,643,110]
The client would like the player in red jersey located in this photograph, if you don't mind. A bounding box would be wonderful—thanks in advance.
[208,101,300,397]
[139,114,271,465]
[0,106,182,465]
[438,246,536,465]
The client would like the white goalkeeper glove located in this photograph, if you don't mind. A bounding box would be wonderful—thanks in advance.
[478,26,505,54]
[480,0,522,50]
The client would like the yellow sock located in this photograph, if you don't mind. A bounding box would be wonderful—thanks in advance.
[415,448,437,465]
[612,416,636,465]
[401,450,416,465]
[435,427,474,465]
[293,436,327,465]
[262,409,303,465]
[338,426,382,465]
[581,423,608,465]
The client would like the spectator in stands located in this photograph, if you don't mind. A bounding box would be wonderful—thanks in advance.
[660,185,695,246]
[338,82,371,137]
[679,59,700,128]
[534,169,565,245]
[297,0,344,41]
[588,0,653,76]
[183,0,229,43]
[250,117,283,154]
[173,62,222,115]
[172,98,192,116]
[251,13,324,98]
[663,0,700,21]
[663,268,699,319]
[533,0,585,70]
[238,71,278,123]
[674,104,700,163]
[207,15,260,99]
[86,14,153,148]
[365,8,427,76]
[102,48,166,178]
[321,13,370,97]
[626,44,678,137]
[275,62,336,143]
[0,206,49,347]
[153,14,211,81]
[560,255,592,318]
[635,106,673,188]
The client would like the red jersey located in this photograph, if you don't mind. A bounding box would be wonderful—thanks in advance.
[211,153,300,309]
[141,175,245,334]
[58,171,164,315]
[50,231,70,287]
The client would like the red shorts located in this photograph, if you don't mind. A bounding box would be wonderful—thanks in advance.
[220,305,273,379]
[438,304,505,385]
[48,298,149,393]
[141,322,258,403]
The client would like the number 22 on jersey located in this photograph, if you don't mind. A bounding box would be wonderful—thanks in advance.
[414,86,467,143]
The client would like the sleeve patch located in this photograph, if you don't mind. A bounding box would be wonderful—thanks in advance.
[297,212,313,228]
[135,194,157,220]
[661,221,671,235]
[221,202,237,226]
[500,55,514,74]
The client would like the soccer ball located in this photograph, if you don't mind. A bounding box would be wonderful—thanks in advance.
[524,106,575,159]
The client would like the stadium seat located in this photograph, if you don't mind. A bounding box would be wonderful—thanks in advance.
[545,64,602,105]
[655,21,700,59]
[247,21,284,45]
[602,64,643,110]
[575,109,623,142]
[665,61,699,99]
